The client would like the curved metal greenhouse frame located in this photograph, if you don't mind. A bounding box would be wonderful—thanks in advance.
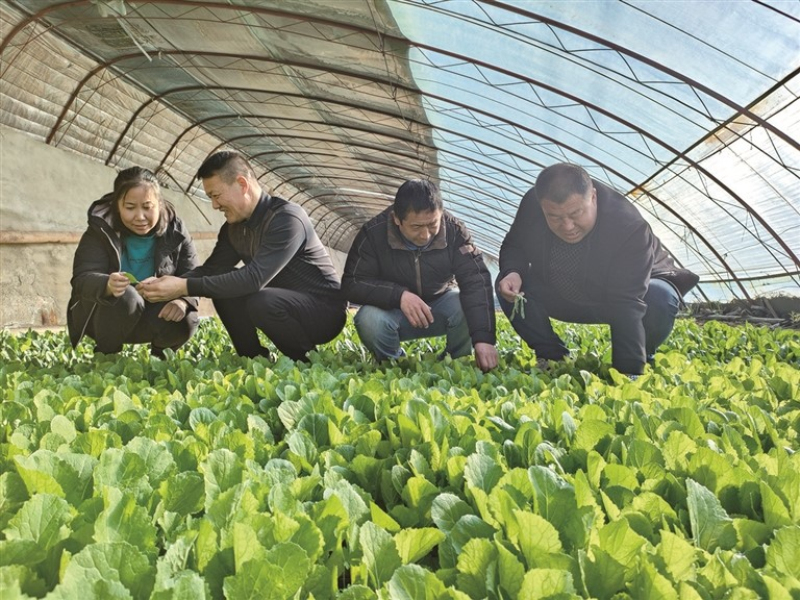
[1,0,798,300]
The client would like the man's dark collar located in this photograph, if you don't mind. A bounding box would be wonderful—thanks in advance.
[242,192,272,228]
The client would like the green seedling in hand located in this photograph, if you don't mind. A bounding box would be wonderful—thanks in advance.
[510,293,526,320]
[122,272,139,284]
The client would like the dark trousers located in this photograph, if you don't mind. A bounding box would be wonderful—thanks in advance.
[87,287,199,354]
[213,288,347,361]
[498,278,681,364]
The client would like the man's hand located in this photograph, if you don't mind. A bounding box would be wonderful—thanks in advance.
[497,272,523,303]
[474,342,498,372]
[106,272,131,298]
[137,276,188,303]
[400,291,434,328]
[159,299,188,322]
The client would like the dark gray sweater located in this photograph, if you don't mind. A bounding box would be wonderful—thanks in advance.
[185,193,341,299]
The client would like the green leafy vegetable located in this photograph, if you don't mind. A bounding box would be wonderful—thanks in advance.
[0,318,798,598]
[510,292,527,320]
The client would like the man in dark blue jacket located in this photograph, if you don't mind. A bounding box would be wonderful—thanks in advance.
[139,151,347,361]
[496,163,698,376]
[342,179,498,372]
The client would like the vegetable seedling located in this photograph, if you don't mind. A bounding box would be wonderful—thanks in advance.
[510,293,527,320]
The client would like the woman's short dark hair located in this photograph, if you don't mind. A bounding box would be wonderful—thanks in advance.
[393,179,443,221]
[534,163,592,205]
[109,167,172,236]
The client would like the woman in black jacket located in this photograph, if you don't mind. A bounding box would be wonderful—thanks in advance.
[68,167,200,355]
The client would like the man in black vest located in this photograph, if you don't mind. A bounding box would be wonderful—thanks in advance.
[139,151,347,361]
[496,163,698,376]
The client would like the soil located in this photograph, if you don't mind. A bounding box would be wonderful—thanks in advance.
[687,295,800,330]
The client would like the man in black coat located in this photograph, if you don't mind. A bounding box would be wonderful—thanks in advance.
[342,179,498,372]
[496,163,698,376]
[139,151,347,361]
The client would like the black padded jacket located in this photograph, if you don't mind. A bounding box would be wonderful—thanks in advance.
[68,194,200,348]
[498,180,698,374]
[342,207,496,346]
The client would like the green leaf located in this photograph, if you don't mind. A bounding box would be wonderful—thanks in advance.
[631,557,679,600]
[150,570,210,600]
[464,454,503,493]
[496,540,525,599]
[222,542,309,600]
[94,487,157,554]
[13,452,65,499]
[359,521,402,588]
[287,513,324,563]
[94,448,150,499]
[431,493,473,533]
[597,519,647,573]
[51,542,155,600]
[766,526,800,579]
[528,465,574,523]
[686,478,736,551]
[126,437,175,487]
[4,494,72,552]
[455,537,496,599]
[231,522,267,572]
[579,548,626,599]
[202,449,243,509]
[394,527,445,564]
[510,510,562,567]
[760,481,793,528]
[518,568,576,599]
[122,272,139,284]
[0,564,46,598]
[160,471,204,515]
[0,472,30,528]
[297,413,331,447]
[656,529,697,583]
[50,415,77,443]
[338,585,378,600]
[387,564,445,600]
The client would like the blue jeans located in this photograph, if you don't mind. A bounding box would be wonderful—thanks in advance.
[498,278,681,365]
[354,289,472,361]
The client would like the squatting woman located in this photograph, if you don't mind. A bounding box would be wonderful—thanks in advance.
[68,167,200,356]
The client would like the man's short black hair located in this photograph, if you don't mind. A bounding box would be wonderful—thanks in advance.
[196,151,256,184]
[535,163,592,205]
[393,179,443,221]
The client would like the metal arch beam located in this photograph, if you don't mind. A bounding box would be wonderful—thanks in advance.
[316,213,360,250]
[458,0,800,155]
[152,112,435,173]
[261,164,515,234]
[193,135,530,201]
[268,158,519,208]
[53,44,795,281]
[4,7,772,291]
[107,84,433,166]
[13,0,797,154]
[156,111,743,297]
[10,0,796,271]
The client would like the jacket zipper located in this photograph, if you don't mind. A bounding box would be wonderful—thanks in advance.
[76,227,121,342]
[414,250,423,296]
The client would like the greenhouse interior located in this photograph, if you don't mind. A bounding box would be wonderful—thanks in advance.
[1,1,799,599]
